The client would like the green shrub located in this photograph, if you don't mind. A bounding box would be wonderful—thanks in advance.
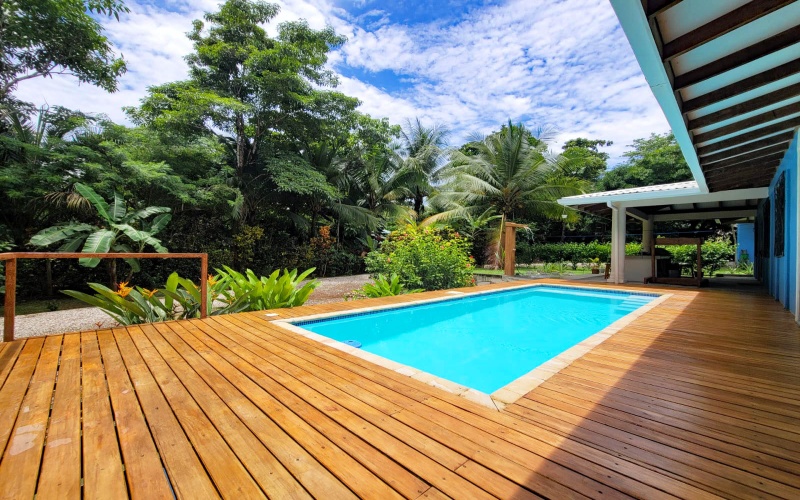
[664,237,735,275]
[361,274,424,298]
[216,266,319,310]
[365,226,475,291]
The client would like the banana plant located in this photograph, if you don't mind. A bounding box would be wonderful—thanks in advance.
[29,182,171,286]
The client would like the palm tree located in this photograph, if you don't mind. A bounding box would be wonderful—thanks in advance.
[428,121,583,261]
[399,118,448,216]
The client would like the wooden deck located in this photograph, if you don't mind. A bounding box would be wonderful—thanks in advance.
[1,281,799,499]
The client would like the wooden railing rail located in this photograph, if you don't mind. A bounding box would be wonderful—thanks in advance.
[1,252,208,342]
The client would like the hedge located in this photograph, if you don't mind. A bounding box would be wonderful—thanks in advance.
[516,239,735,272]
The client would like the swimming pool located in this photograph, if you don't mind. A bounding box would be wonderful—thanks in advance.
[288,285,659,398]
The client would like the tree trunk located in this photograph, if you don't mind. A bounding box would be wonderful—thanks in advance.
[106,259,118,289]
[45,260,53,297]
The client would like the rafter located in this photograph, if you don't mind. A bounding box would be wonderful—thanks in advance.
[682,59,800,113]
[661,0,792,61]
[693,101,800,143]
[688,82,800,130]
[673,26,800,90]
[701,146,787,169]
[698,132,794,161]
[696,117,800,155]
[645,0,683,19]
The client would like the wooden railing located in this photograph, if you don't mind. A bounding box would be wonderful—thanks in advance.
[1,252,208,342]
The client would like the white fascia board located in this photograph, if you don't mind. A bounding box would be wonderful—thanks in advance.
[560,186,768,208]
[618,187,769,209]
[608,0,709,193]
[559,186,702,205]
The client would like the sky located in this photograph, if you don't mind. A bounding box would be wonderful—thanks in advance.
[15,0,672,165]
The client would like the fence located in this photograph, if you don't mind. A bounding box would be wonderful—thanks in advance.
[1,252,208,342]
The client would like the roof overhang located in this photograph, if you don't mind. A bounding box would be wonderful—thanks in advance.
[609,0,800,193]
[558,182,768,221]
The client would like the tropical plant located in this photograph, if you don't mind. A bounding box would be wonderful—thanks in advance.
[29,182,171,286]
[398,118,448,215]
[365,226,475,291]
[361,273,423,298]
[429,121,583,263]
[215,266,319,310]
[63,272,251,325]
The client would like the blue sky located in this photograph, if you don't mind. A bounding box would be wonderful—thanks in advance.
[16,0,671,165]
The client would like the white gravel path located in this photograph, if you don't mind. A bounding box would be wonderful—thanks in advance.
[4,274,372,340]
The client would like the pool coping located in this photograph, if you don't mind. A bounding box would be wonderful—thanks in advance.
[272,282,672,411]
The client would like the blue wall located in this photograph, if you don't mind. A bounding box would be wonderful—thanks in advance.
[736,223,754,264]
[761,132,798,313]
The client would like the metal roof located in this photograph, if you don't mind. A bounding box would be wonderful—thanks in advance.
[559,181,700,202]
[609,0,800,193]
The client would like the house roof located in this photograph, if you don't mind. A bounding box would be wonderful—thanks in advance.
[559,181,700,203]
[559,182,767,221]
[609,0,800,193]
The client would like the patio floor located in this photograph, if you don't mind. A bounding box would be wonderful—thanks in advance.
[0,281,799,499]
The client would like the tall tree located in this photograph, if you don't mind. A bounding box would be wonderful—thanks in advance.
[599,133,690,190]
[559,138,612,183]
[399,119,448,216]
[0,0,128,104]
[128,0,357,195]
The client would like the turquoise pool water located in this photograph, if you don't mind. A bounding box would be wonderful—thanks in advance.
[296,286,657,394]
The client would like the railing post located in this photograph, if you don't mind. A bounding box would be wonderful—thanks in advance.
[200,254,208,319]
[4,258,17,342]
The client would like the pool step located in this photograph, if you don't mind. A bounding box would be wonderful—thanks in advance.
[616,296,652,312]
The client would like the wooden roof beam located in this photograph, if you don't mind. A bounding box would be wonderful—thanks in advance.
[661,0,792,61]
[683,58,800,113]
[693,100,800,143]
[688,81,800,130]
[644,0,683,19]
[674,26,800,90]
[698,131,794,162]
[704,159,782,180]
[701,146,786,169]
[696,117,800,155]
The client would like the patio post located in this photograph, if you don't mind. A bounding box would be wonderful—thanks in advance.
[3,258,16,342]
[608,202,626,283]
[503,223,527,277]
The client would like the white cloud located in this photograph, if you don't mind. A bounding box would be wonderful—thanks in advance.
[13,0,670,166]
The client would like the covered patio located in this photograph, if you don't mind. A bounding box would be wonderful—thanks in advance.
[1,281,799,499]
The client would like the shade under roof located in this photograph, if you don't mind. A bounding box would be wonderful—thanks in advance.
[610,0,800,193]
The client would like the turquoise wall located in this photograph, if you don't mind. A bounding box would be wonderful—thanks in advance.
[761,131,798,313]
[736,223,754,264]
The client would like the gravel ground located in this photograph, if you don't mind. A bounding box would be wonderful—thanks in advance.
[4,274,373,340]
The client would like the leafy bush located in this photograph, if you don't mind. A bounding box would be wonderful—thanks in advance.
[365,226,475,291]
[360,274,424,298]
[665,237,735,275]
[216,266,319,310]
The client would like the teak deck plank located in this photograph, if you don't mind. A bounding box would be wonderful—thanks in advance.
[97,331,172,500]
[37,334,82,499]
[1,281,799,498]
[108,329,219,498]
[0,335,61,500]
[81,331,136,500]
